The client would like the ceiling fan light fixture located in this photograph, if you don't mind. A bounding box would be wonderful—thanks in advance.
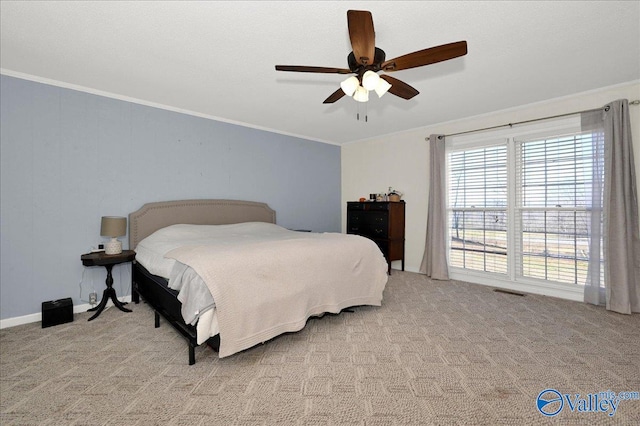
[340,76,359,96]
[353,85,369,102]
[374,78,392,98]
[275,11,468,104]
[361,70,380,91]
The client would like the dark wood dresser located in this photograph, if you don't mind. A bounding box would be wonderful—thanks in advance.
[347,201,405,274]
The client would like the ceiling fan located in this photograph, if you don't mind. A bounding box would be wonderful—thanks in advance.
[275,10,468,104]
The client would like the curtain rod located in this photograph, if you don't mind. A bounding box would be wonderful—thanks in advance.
[425,99,640,141]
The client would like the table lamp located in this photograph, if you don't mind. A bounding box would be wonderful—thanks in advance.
[101,216,127,255]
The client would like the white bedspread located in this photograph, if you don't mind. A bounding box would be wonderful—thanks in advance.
[156,222,388,358]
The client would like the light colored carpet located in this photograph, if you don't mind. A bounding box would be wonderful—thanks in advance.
[1,271,639,425]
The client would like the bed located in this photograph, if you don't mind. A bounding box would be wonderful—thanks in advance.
[129,199,388,364]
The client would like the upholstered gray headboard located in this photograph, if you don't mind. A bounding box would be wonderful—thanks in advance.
[128,199,276,249]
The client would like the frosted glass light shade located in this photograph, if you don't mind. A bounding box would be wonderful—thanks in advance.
[375,78,392,98]
[340,76,359,96]
[361,71,380,91]
[353,86,369,102]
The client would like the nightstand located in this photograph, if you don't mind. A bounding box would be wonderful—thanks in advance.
[80,250,136,321]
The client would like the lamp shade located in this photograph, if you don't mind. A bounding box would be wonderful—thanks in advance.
[100,216,126,238]
[361,71,380,91]
[353,86,369,102]
[340,76,359,97]
[374,78,392,98]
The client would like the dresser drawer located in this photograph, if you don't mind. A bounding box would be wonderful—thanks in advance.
[364,211,388,226]
[346,211,387,223]
[365,226,388,239]
[347,202,389,211]
[347,209,389,238]
[347,223,387,239]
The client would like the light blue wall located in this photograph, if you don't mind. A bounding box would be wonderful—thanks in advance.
[0,75,341,320]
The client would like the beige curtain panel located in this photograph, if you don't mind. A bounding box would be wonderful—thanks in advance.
[420,134,449,280]
[582,99,640,314]
[601,99,640,314]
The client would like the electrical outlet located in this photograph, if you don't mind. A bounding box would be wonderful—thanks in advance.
[91,244,105,253]
[89,292,97,305]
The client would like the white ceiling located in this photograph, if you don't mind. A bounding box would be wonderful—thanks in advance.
[1,1,639,145]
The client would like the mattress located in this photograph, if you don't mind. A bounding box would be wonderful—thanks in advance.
[135,222,388,355]
[136,222,300,342]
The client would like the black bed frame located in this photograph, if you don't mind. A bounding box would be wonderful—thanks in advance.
[132,262,219,365]
[128,199,276,365]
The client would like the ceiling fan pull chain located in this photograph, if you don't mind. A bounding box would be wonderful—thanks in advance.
[355,103,369,122]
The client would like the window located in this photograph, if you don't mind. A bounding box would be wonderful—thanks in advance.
[447,120,604,290]
[515,133,603,285]
[449,146,508,274]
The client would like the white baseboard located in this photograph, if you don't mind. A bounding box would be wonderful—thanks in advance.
[0,295,132,329]
[448,270,584,302]
[390,267,584,302]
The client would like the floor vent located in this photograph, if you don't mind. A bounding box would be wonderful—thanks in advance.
[493,289,525,296]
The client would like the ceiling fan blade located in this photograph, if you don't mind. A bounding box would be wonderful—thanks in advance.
[347,10,375,66]
[323,88,346,104]
[380,75,419,100]
[381,41,468,72]
[275,65,352,74]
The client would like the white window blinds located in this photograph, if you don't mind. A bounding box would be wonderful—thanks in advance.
[515,132,604,285]
[446,120,604,290]
[448,145,508,274]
